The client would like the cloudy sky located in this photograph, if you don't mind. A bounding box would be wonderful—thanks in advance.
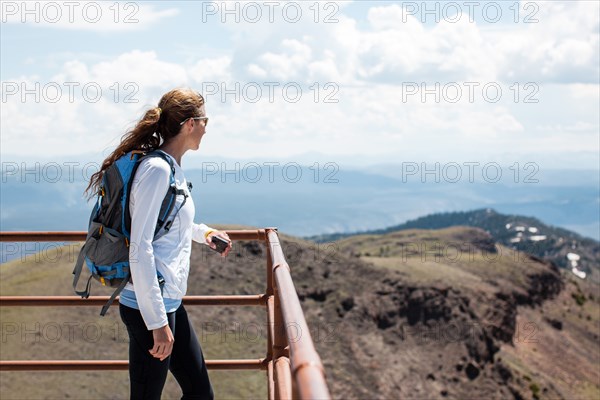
[1,1,598,170]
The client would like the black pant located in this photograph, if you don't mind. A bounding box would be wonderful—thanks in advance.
[119,303,214,400]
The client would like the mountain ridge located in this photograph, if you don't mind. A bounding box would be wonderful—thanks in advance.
[306,208,600,284]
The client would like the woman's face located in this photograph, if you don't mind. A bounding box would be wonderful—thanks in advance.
[188,105,208,150]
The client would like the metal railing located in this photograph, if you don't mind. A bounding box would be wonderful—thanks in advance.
[0,229,331,399]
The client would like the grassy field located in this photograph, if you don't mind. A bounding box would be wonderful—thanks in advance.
[335,227,541,290]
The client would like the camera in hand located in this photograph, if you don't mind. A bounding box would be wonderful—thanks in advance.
[211,235,230,254]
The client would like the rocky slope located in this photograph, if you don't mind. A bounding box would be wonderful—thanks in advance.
[294,227,595,399]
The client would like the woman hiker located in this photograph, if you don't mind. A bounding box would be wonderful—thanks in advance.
[85,88,230,400]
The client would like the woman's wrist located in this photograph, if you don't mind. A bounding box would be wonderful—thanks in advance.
[192,223,215,243]
[204,229,215,238]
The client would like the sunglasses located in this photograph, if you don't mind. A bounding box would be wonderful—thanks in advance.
[179,116,209,126]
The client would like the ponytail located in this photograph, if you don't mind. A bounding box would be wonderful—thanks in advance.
[84,89,204,200]
[84,107,159,199]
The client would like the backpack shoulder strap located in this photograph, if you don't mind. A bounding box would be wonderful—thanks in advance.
[122,150,172,237]
[100,277,129,316]
[72,239,94,298]
[145,150,182,238]
[145,150,176,182]
[123,149,189,240]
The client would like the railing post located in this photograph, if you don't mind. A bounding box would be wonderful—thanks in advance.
[266,228,292,399]
[266,229,275,399]
[265,227,275,297]
[273,283,292,399]
[266,230,331,400]
[266,295,275,400]
[267,359,275,400]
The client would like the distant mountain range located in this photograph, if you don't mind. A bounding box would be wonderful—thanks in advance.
[2,164,598,265]
[306,208,600,283]
[2,165,598,239]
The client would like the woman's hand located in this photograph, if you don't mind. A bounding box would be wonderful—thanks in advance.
[206,230,232,257]
[149,324,175,361]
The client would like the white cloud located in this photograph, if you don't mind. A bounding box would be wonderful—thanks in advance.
[247,63,268,79]
[1,1,179,31]
[2,51,195,157]
[569,84,600,99]
[492,1,599,83]
[1,1,598,169]
[221,1,598,85]
[256,39,313,81]
[85,51,188,88]
[536,122,599,133]
[190,56,232,84]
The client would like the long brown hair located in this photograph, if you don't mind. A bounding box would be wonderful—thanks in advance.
[85,88,205,199]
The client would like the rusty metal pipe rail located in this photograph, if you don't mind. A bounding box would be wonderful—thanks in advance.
[0,230,265,242]
[0,295,267,307]
[0,359,267,371]
[266,230,331,400]
[0,229,332,399]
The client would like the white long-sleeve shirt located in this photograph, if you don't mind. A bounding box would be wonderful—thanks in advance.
[120,151,213,330]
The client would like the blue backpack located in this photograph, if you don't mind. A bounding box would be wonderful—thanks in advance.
[72,149,190,316]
